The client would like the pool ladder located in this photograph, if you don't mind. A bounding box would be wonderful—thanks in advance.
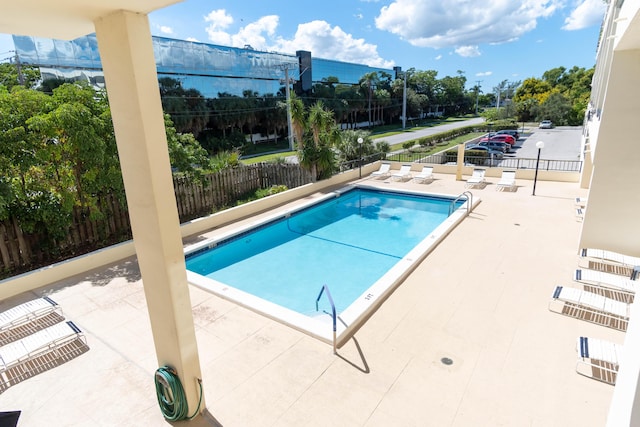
[449,191,473,216]
[316,284,337,354]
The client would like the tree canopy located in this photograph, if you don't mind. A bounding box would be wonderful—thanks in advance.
[0,82,212,244]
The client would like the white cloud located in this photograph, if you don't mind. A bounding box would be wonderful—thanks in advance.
[273,20,394,68]
[563,0,607,31]
[375,0,563,54]
[231,15,279,50]
[204,9,234,45]
[160,26,174,35]
[200,11,394,69]
[186,37,200,42]
[455,45,481,57]
[435,54,442,60]
[476,71,493,77]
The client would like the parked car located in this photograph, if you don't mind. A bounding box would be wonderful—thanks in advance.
[477,140,510,153]
[539,120,553,129]
[495,129,520,140]
[480,134,516,146]
[465,145,504,160]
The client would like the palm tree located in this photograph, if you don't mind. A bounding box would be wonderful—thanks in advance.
[299,101,338,181]
[359,72,380,127]
[290,94,306,151]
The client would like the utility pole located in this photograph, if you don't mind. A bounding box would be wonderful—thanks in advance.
[14,51,24,86]
[283,67,294,151]
[278,64,296,151]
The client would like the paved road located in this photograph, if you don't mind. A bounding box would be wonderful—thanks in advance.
[373,117,485,146]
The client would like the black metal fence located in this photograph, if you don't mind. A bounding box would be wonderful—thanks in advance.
[378,152,583,172]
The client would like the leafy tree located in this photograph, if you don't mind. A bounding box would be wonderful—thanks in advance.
[0,62,40,91]
[0,83,212,245]
[533,91,572,124]
[164,114,212,179]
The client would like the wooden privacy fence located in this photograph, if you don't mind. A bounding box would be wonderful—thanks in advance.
[0,163,312,277]
[174,163,312,221]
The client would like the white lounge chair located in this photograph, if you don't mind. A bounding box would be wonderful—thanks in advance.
[391,164,412,181]
[575,268,639,290]
[573,269,636,303]
[412,166,434,184]
[465,168,486,188]
[576,336,620,385]
[370,162,391,179]
[496,170,516,191]
[580,248,640,269]
[575,197,588,208]
[0,321,89,391]
[0,297,64,346]
[575,208,584,222]
[548,285,629,331]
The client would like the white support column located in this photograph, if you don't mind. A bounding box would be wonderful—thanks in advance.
[94,10,204,414]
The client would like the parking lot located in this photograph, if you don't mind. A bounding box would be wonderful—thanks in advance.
[502,126,582,160]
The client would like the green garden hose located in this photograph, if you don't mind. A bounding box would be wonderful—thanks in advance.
[154,366,203,421]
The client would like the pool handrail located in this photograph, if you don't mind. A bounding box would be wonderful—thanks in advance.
[315,284,337,354]
[449,191,473,216]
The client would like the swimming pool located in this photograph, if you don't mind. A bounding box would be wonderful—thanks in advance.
[185,184,474,345]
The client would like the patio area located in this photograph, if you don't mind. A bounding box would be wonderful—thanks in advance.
[0,171,619,426]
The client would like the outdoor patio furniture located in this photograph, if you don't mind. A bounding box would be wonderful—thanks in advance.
[0,321,89,392]
[465,168,486,188]
[370,162,391,179]
[576,336,620,385]
[391,164,413,181]
[412,166,434,184]
[580,248,640,269]
[496,170,516,191]
[0,297,64,346]
[548,285,629,331]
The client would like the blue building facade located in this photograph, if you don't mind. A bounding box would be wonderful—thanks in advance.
[12,34,396,98]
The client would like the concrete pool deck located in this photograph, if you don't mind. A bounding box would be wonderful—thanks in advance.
[0,171,618,426]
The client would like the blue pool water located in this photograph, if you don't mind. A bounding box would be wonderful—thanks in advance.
[186,188,463,316]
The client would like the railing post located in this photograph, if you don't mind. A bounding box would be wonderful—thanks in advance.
[316,284,337,354]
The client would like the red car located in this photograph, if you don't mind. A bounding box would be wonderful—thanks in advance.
[480,134,516,145]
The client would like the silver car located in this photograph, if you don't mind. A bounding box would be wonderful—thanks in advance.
[539,120,553,129]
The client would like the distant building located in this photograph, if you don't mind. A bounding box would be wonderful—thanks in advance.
[11,34,396,97]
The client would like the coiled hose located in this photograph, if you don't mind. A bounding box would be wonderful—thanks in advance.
[154,366,203,421]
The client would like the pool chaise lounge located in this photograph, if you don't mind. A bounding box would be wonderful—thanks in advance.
[580,248,640,269]
[574,268,639,298]
[549,285,629,331]
[496,170,516,191]
[0,297,64,346]
[370,162,391,179]
[465,168,486,188]
[576,336,620,385]
[575,197,588,207]
[391,164,412,181]
[0,321,89,392]
[412,166,434,184]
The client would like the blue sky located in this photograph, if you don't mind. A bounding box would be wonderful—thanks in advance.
[0,0,606,93]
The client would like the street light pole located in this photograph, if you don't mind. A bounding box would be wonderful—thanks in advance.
[532,140,545,196]
[357,137,364,178]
